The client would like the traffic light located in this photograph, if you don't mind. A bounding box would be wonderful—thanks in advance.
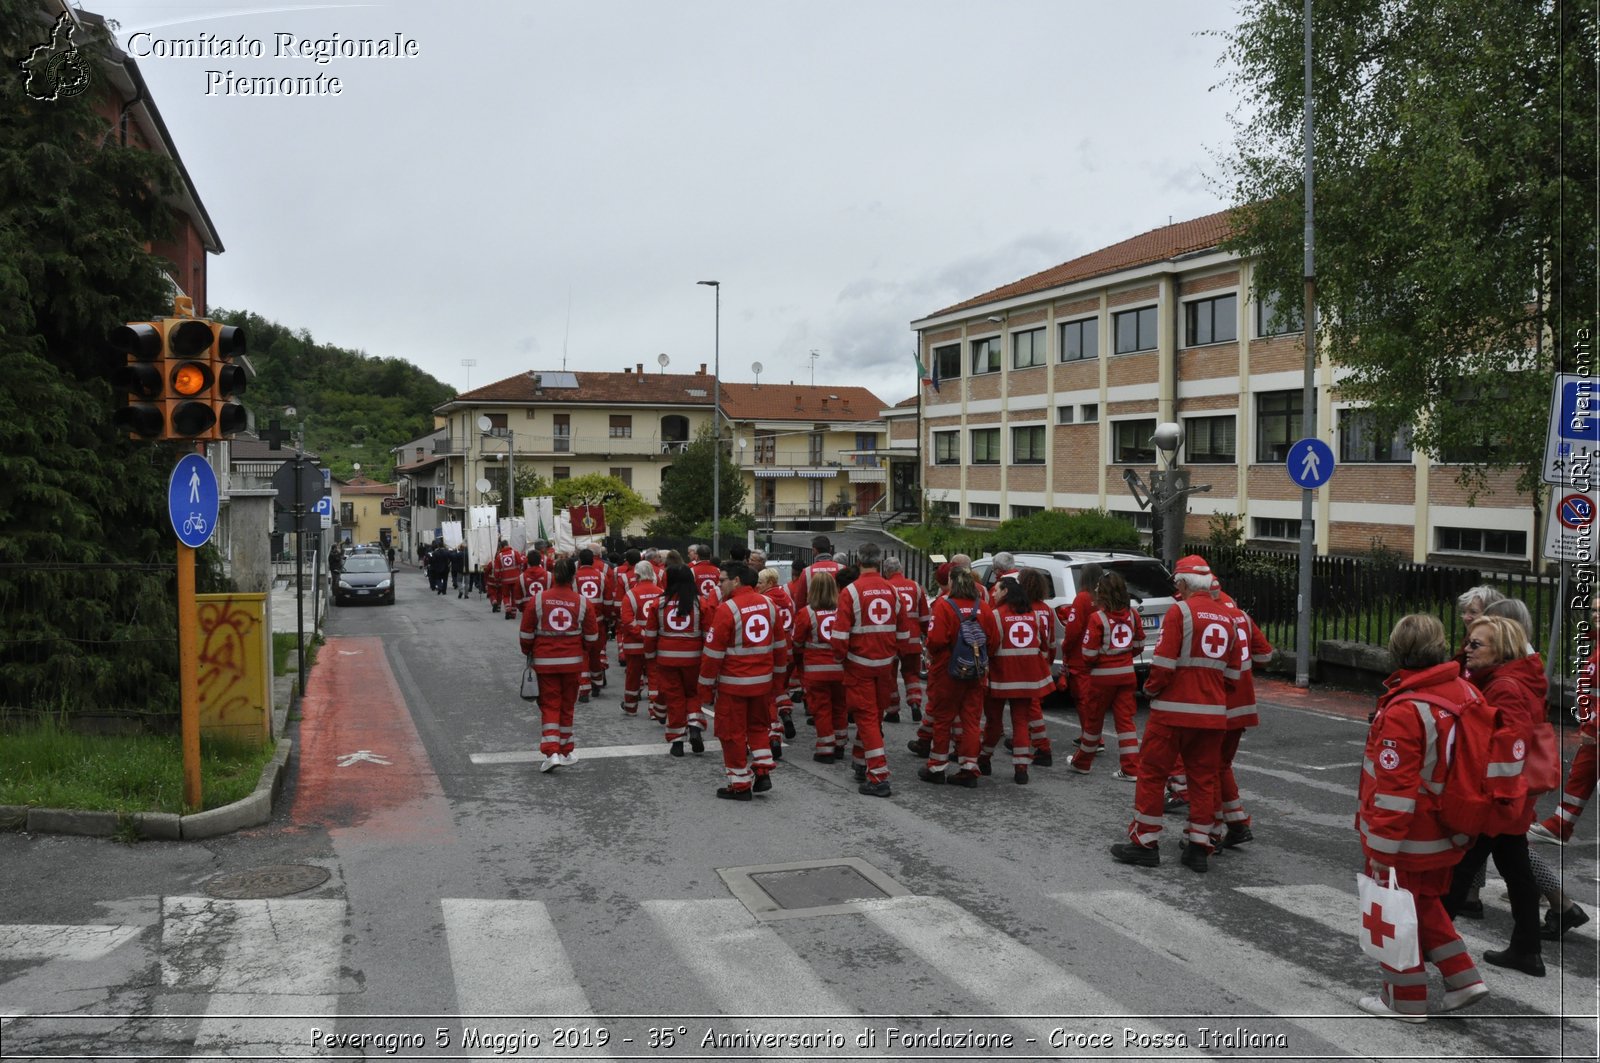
[211,322,248,437]
[164,317,216,439]
[109,321,166,439]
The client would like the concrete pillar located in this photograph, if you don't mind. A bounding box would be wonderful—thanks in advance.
[226,489,278,594]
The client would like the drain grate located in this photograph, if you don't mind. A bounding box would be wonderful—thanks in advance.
[204,864,330,899]
[719,857,911,922]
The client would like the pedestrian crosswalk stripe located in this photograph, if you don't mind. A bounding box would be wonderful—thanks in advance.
[642,899,854,1016]
[0,923,141,962]
[1237,884,1598,1018]
[471,740,725,765]
[1230,751,1358,797]
[161,896,344,1056]
[1047,890,1486,1057]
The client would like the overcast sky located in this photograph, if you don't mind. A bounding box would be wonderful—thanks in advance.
[83,0,1244,407]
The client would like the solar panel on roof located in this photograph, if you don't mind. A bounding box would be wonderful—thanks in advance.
[532,371,578,388]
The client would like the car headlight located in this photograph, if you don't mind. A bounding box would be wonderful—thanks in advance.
[338,579,352,589]
[376,579,391,589]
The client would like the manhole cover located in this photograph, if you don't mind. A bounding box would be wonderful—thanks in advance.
[204,864,330,899]
[751,865,886,909]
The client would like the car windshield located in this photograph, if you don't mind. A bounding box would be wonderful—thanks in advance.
[343,556,388,573]
[1101,559,1173,602]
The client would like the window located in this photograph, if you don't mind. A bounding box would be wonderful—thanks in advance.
[1254,517,1301,541]
[339,502,354,525]
[608,415,632,438]
[553,414,571,453]
[1184,293,1237,346]
[1113,306,1157,354]
[1080,403,1099,423]
[1057,405,1074,424]
[971,337,1001,374]
[808,479,824,511]
[1111,509,1154,533]
[808,431,824,465]
[1436,526,1528,558]
[970,502,1000,520]
[485,413,508,431]
[934,344,961,381]
[929,499,958,518]
[1060,318,1098,362]
[1254,288,1303,336]
[854,432,878,466]
[553,466,570,481]
[971,427,1001,464]
[1184,415,1236,464]
[1012,328,1046,369]
[1255,390,1304,463]
[1112,418,1157,464]
[754,430,776,464]
[1011,505,1044,518]
[1339,409,1413,463]
[609,467,632,488]
[933,431,960,465]
[1011,425,1045,464]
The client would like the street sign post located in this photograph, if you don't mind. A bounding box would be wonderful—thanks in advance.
[1286,437,1336,490]
[169,453,219,548]
[168,452,218,810]
[1542,373,1599,486]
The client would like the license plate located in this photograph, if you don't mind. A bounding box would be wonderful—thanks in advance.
[355,589,370,595]
[1144,613,1161,630]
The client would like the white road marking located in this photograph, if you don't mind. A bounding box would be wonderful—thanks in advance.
[1230,752,1358,797]
[0,923,141,961]
[471,740,725,765]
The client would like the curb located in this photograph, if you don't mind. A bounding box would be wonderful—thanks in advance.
[0,737,293,842]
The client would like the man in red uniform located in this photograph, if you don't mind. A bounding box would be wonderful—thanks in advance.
[512,553,550,619]
[1211,576,1273,848]
[831,543,907,798]
[573,548,608,699]
[1055,563,1102,706]
[518,558,599,773]
[884,555,930,723]
[490,539,525,617]
[1531,596,1600,847]
[785,536,841,612]
[755,558,798,753]
[700,563,784,800]
[689,544,722,602]
[1111,555,1237,874]
[618,561,663,718]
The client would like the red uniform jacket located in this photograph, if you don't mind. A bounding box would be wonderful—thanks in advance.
[832,571,906,671]
[619,581,664,656]
[1082,606,1145,690]
[691,561,722,602]
[792,605,844,680]
[514,563,550,609]
[1057,589,1096,675]
[787,558,841,611]
[644,595,706,667]
[492,546,525,588]
[1143,596,1239,730]
[700,586,784,695]
[762,584,797,654]
[1358,662,1474,870]
[573,564,607,611]
[888,573,931,651]
[988,601,1053,697]
[1470,654,1549,829]
[926,595,1000,682]
[518,585,599,673]
[1217,593,1273,728]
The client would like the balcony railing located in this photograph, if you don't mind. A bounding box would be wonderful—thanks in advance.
[739,448,882,469]
[435,434,694,458]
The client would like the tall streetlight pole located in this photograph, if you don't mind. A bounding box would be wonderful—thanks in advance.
[698,280,722,557]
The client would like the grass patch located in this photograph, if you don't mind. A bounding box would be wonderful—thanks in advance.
[0,718,275,815]
[273,632,324,677]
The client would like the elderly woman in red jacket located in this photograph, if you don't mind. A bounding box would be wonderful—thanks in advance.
[1357,614,1486,1022]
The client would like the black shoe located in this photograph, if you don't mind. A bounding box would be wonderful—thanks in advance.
[770,740,783,761]
[917,766,946,785]
[949,771,979,788]
[1222,823,1255,849]
[813,753,834,764]
[1164,792,1189,813]
[853,765,866,782]
[578,693,590,704]
[1014,768,1029,785]
[1457,899,1485,920]
[1180,842,1210,874]
[1033,750,1053,767]
[1110,842,1159,868]
[1542,903,1589,940]
[689,727,705,754]
[753,774,772,793]
[907,738,931,756]
[830,750,845,763]
[978,756,992,777]
[669,741,685,758]
[492,603,501,612]
[782,715,796,739]
[884,712,900,723]
[910,704,923,722]
[858,780,892,798]
[715,786,752,802]
[1483,949,1545,977]
[1002,736,1013,750]
[806,715,815,726]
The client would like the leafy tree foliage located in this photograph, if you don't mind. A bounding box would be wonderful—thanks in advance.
[1219,0,1596,497]
[215,308,455,482]
[655,422,747,530]
[547,473,653,535]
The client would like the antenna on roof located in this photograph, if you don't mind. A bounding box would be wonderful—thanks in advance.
[808,349,819,387]
[752,360,763,386]
[561,286,572,371]
[657,352,670,373]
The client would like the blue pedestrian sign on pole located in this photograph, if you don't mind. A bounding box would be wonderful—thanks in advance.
[169,453,219,548]
[1286,437,1336,490]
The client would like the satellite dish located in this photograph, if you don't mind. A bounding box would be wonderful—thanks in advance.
[657,352,670,368]
[475,478,492,493]
[752,361,763,374]
[476,414,492,433]
[352,462,361,473]
[283,406,296,418]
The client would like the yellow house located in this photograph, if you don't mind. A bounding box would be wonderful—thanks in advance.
[333,473,401,547]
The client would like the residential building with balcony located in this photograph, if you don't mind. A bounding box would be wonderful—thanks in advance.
[390,428,450,560]
[431,364,718,533]
[911,209,1539,569]
[332,473,400,548]
[880,395,921,516]
[719,384,890,527]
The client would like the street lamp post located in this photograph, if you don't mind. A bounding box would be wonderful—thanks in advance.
[698,280,721,557]
[1120,422,1210,572]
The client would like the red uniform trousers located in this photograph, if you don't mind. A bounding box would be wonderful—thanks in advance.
[580,639,604,697]
[924,672,983,774]
[1073,680,1139,773]
[621,652,655,715]
[536,672,580,756]
[1539,740,1598,841]
[1026,697,1053,755]
[656,663,704,744]
[715,692,776,791]
[804,678,846,757]
[1365,862,1484,1017]
[889,652,925,714]
[1130,721,1223,851]
[844,664,893,784]
[1211,729,1250,841]
[982,696,1036,768]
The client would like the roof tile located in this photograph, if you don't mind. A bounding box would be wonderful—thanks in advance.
[449,369,718,408]
[719,382,887,423]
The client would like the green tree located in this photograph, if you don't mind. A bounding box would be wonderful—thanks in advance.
[656,422,747,529]
[1219,1,1596,498]
[548,473,653,535]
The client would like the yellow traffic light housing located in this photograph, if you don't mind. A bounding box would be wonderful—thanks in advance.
[110,321,166,439]
[211,322,248,437]
[164,317,216,439]
[110,302,248,441]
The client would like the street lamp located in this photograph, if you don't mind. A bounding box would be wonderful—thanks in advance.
[1121,421,1210,571]
[697,280,721,557]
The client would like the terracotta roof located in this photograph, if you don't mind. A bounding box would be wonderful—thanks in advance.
[338,479,398,496]
[892,394,918,408]
[444,368,717,409]
[921,208,1236,320]
[229,435,320,462]
[395,454,448,473]
[719,382,887,423]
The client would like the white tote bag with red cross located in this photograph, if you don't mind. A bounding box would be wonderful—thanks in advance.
[1356,868,1420,969]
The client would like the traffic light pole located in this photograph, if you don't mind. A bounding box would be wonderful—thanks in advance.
[177,443,204,811]
[294,449,307,692]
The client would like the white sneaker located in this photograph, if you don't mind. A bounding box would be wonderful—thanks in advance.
[539,755,560,773]
[1357,995,1426,1023]
[1112,770,1138,782]
[560,752,578,766]
[1439,982,1489,1013]
[1527,823,1565,846]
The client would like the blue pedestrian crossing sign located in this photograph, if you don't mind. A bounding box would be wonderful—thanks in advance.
[169,453,219,549]
[1286,437,1336,489]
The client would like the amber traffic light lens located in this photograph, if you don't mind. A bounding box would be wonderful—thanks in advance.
[172,362,210,396]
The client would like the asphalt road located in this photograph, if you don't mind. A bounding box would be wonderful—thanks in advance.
[1,564,1595,1060]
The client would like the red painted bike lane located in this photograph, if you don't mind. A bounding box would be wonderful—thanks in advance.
[289,636,454,843]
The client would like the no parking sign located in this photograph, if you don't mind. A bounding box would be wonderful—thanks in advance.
[1544,488,1597,563]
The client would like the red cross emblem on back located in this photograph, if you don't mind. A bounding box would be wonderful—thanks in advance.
[1201,622,1230,659]
[867,597,893,625]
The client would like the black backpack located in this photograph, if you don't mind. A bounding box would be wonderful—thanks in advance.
[948,604,989,680]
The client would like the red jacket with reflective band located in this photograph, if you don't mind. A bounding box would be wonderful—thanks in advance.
[691,561,722,602]
[888,574,931,651]
[988,602,1052,696]
[515,564,550,608]
[1143,596,1238,729]
[832,572,905,671]
[1217,593,1272,728]
[574,564,607,609]
[1056,590,1096,675]
[518,586,599,673]
[493,546,525,588]
[700,586,784,694]
[762,584,796,651]
[786,559,841,611]
[792,605,844,679]
[619,582,663,656]
[644,595,706,666]
[1082,607,1145,689]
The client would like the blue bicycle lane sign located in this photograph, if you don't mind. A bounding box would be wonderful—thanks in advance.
[170,453,219,548]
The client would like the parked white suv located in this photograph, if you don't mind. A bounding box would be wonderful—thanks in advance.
[969,551,1176,681]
